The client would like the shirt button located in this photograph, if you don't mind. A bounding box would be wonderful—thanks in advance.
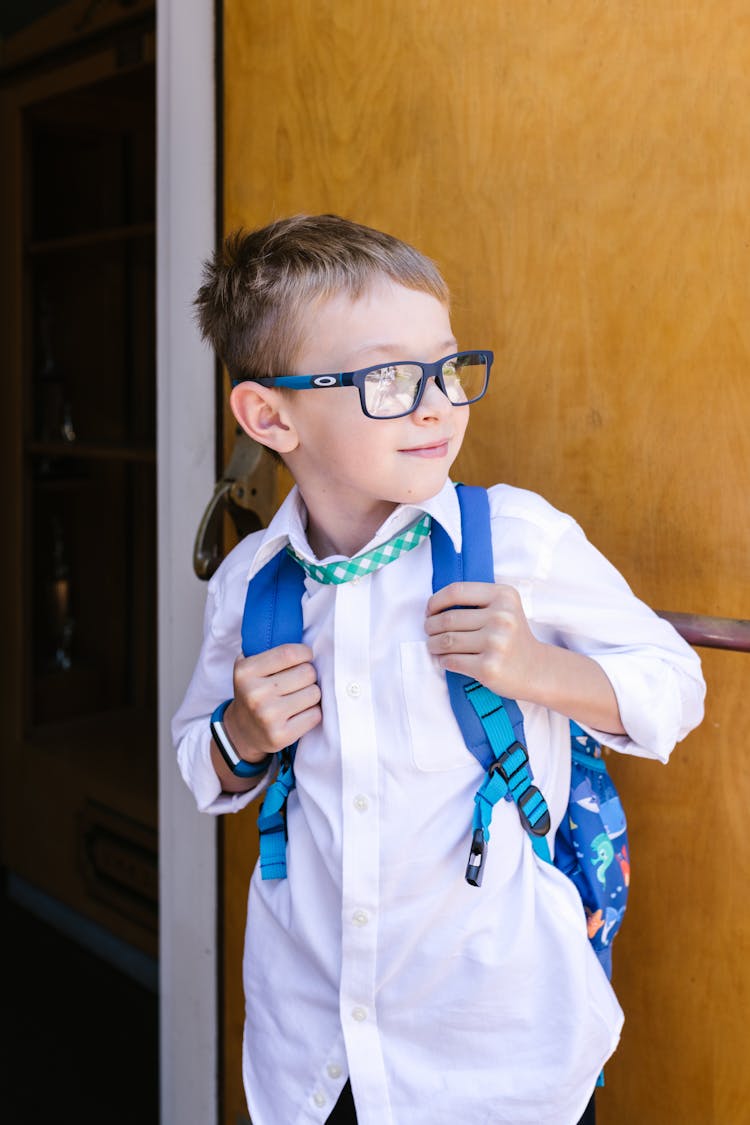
[352,909,369,927]
[327,1063,342,1079]
[346,681,361,698]
[313,1090,326,1108]
[353,794,369,812]
[351,1006,367,1022]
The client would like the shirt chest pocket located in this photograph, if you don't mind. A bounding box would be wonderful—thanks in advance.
[399,641,478,772]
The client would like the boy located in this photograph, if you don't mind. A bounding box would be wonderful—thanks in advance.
[172,214,705,1125]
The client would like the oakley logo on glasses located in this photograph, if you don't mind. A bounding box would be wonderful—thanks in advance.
[312,376,339,387]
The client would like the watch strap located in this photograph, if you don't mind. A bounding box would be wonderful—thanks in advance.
[210,699,270,779]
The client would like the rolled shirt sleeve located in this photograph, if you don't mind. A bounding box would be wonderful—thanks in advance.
[489,484,706,762]
[171,531,275,815]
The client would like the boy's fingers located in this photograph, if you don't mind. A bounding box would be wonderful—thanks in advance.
[235,643,315,678]
[434,652,482,676]
[267,661,319,697]
[237,685,321,753]
[426,582,494,615]
[283,703,323,743]
[427,580,523,616]
[261,642,315,672]
[423,606,486,636]
[234,665,319,725]
[288,682,322,713]
[426,629,484,656]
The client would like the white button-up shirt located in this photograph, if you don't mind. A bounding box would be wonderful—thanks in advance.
[172,480,705,1125]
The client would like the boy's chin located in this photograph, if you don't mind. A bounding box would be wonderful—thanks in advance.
[389,473,453,507]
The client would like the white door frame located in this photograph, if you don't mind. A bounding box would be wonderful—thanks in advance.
[157,2,218,1123]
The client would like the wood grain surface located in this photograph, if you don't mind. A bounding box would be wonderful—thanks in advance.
[221,4,750,1122]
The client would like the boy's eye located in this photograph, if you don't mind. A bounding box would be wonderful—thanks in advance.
[372,365,415,385]
[442,360,462,391]
[372,365,397,384]
[363,363,422,416]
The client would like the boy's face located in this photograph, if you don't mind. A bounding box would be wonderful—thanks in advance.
[282,278,470,534]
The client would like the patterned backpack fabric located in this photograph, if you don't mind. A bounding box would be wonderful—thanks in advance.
[554,724,630,979]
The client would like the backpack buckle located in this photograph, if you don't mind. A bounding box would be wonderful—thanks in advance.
[489,742,551,839]
[465,828,487,887]
[517,787,551,838]
[488,741,529,787]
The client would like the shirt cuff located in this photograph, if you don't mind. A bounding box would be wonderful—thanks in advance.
[586,652,706,762]
[176,723,276,814]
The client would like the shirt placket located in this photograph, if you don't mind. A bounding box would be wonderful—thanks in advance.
[334,576,392,1124]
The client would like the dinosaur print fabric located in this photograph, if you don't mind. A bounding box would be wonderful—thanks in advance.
[554,722,630,980]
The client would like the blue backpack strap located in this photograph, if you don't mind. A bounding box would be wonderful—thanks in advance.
[241,548,306,881]
[241,548,306,658]
[431,484,551,885]
[430,484,502,768]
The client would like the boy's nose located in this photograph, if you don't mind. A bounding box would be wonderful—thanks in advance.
[414,375,451,420]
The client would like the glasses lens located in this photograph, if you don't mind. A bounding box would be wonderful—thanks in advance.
[442,353,489,404]
[363,364,422,417]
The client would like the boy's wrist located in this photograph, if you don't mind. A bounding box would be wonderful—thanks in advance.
[210,700,270,777]
[521,644,626,737]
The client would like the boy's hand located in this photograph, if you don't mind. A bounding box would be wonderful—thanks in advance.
[424,582,541,702]
[224,643,322,763]
[424,581,626,736]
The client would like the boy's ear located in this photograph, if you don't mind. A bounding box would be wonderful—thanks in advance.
[229,382,300,455]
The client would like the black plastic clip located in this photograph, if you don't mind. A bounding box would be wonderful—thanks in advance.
[465,828,487,887]
[517,787,551,837]
[488,740,528,787]
[488,742,551,840]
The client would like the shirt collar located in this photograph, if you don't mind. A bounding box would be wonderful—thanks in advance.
[246,478,463,582]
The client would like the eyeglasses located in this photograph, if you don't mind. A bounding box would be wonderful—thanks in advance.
[248,350,493,419]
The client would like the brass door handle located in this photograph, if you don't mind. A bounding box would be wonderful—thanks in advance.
[193,432,277,580]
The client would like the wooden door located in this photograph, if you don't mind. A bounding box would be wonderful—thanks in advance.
[219,4,749,1122]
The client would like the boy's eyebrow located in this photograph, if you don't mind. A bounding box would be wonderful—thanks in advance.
[346,338,459,365]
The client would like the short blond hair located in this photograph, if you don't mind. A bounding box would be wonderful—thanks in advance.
[194,214,449,382]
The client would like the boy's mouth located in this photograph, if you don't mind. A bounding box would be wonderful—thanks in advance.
[399,439,450,458]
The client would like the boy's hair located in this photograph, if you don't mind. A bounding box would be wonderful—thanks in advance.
[194,213,449,383]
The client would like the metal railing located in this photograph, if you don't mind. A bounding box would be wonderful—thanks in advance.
[656,611,750,653]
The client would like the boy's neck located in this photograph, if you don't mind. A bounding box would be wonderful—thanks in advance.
[302,496,400,559]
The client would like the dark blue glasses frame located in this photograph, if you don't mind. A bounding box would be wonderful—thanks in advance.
[244,350,493,419]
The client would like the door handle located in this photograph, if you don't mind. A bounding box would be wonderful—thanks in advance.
[193,431,277,580]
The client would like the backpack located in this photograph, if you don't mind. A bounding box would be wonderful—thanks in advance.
[240,484,629,981]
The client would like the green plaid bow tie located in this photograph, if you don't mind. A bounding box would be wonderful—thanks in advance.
[286,513,432,585]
